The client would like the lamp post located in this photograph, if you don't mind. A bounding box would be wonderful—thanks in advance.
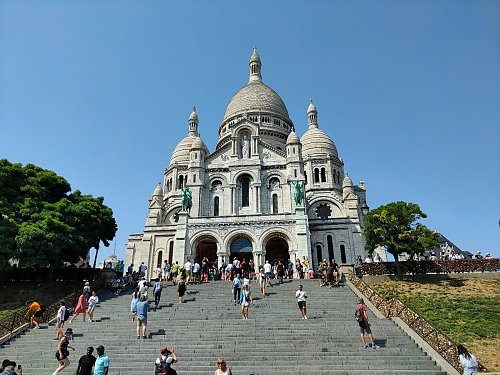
[361,201,369,216]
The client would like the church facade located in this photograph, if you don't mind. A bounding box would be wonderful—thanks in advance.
[125,49,369,280]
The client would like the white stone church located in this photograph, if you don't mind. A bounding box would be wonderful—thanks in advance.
[125,49,369,279]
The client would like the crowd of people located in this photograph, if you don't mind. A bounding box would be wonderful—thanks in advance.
[9,255,480,375]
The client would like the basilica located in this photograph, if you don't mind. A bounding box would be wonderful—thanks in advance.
[125,49,369,279]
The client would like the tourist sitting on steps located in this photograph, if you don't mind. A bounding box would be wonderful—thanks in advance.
[214,357,232,375]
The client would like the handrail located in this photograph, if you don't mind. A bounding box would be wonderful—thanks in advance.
[0,276,107,344]
[349,272,487,373]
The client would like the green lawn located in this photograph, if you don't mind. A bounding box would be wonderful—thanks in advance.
[371,278,500,371]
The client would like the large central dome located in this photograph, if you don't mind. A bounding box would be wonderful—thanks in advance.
[223,81,290,121]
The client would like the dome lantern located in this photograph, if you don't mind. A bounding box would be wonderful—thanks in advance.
[249,46,262,83]
[189,106,199,134]
[307,98,318,129]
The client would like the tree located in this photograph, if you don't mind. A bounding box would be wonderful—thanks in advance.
[364,201,440,276]
[0,159,117,269]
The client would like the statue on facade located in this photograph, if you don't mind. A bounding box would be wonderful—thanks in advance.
[181,186,192,214]
[240,134,250,158]
[292,181,304,206]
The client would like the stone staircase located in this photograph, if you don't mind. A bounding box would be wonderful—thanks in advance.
[0,279,447,374]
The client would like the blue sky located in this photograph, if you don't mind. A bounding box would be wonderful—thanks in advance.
[1,0,499,263]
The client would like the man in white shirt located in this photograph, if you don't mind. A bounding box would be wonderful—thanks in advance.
[192,261,201,284]
[139,262,148,277]
[264,260,273,286]
[295,284,308,319]
[184,258,193,283]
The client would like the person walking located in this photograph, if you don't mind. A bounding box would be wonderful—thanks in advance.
[83,282,91,303]
[258,268,266,297]
[240,284,253,320]
[130,287,140,322]
[87,291,99,322]
[53,330,74,375]
[69,293,87,323]
[295,284,308,319]
[154,346,178,375]
[355,298,379,348]
[93,345,109,375]
[25,300,43,329]
[153,278,163,309]
[232,274,242,304]
[53,301,67,340]
[214,357,232,375]
[162,260,171,282]
[264,261,273,287]
[457,344,478,375]
[170,261,180,285]
[178,280,187,304]
[76,347,96,375]
[136,295,149,339]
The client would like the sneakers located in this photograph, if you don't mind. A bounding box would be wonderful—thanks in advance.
[304,316,308,320]
[137,335,140,339]
[33,326,40,329]
[372,345,380,349]
[364,344,369,348]
[143,335,147,339]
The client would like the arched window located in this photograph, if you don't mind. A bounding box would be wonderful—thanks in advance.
[157,251,163,267]
[294,169,297,178]
[327,235,334,262]
[340,244,347,264]
[304,171,307,185]
[214,196,220,217]
[193,174,196,183]
[314,168,320,183]
[333,169,337,184]
[168,242,174,264]
[321,168,326,182]
[272,194,278,213]
[241,176,250,207]
[316,245,322,265]
[337,171,341,184]
[179,175,184,189]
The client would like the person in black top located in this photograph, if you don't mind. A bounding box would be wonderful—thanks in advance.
[76,347,96,375]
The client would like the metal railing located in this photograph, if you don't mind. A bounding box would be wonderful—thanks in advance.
[349,272,487,373]
[0,275,107,344]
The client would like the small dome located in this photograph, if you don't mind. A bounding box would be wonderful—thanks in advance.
[250,48,261,63]
[152,184,163,196]
[170,133,208,165]
[191,137,206,150]
[286,131,300,144]
[300,127,338,159]
[189,107,198,122]
[307,100,317,114]
[223,81,290,122]
[343,174,353,188]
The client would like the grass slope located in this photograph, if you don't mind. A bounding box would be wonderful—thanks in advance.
[372,278,500,371]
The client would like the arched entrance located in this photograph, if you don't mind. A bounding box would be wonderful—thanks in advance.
[194,235,218,263]
[230,236,253,263]
[265,236,289,263]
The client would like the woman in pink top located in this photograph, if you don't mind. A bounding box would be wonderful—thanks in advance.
[69,293,87,323]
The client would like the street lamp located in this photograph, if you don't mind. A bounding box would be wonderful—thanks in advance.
[361,201,369,216]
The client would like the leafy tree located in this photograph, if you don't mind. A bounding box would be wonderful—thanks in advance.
[364,201,440,276]
[0,159,117,269]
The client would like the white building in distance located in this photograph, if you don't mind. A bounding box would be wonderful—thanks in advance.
[126,49,369,279]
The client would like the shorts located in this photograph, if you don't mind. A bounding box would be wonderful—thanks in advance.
[358,320,372,334]
[265,272,272,278]
[137,315,147,326]
[56,317,63,324]
[34,310,43,318]
[298,301,306,309]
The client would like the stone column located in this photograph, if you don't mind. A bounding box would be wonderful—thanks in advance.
[173,212,189,264]
[295,206,312,266]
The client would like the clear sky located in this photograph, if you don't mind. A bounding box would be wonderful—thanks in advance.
[1,0,499,264]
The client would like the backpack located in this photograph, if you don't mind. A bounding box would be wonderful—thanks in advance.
[63,308,70,322]
[155,357,177,375]
[39,304,46,313]
[355,309,363,322]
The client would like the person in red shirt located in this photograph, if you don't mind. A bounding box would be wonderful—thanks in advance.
[355,298,379,349]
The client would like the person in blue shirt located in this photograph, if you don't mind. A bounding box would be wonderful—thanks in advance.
[135,295,149,339]
[93,346,109,375]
